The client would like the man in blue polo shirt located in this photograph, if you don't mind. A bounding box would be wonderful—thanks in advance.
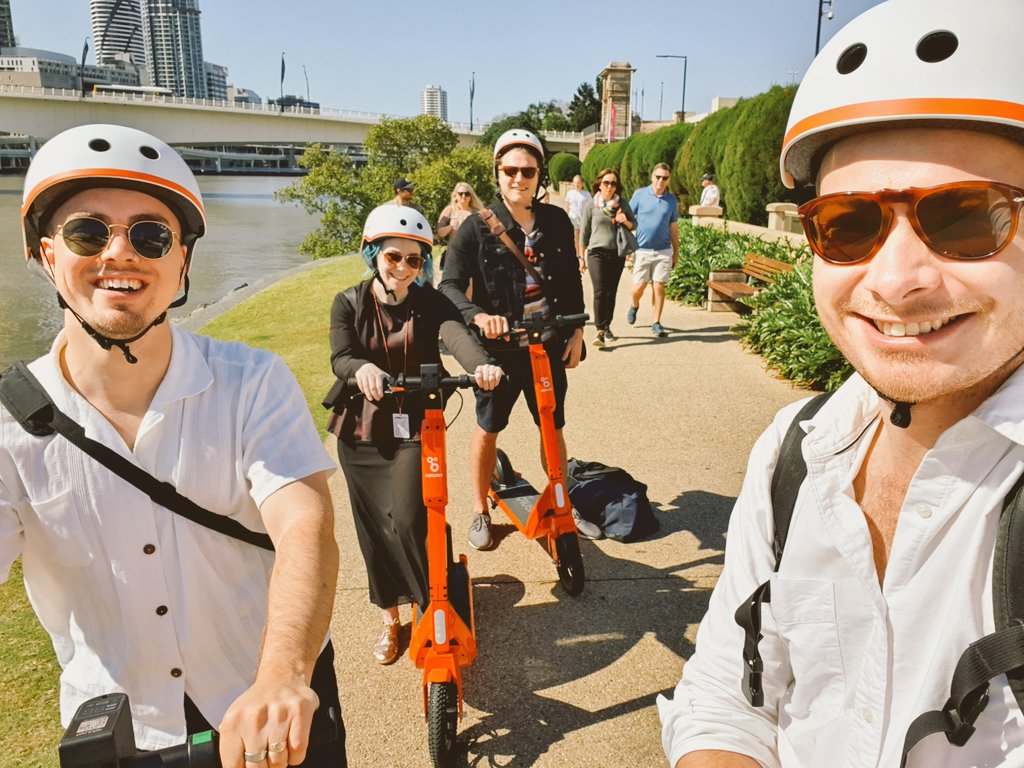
[628,163,679,338]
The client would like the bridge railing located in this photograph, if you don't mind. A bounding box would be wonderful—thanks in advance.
[0,84,583,143]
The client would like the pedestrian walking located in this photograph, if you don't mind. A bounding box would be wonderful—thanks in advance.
[627,163,679,338]
[580,167,637,346]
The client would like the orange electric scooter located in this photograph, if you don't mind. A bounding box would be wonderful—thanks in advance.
[487,312,590,596]
[364,365,478,768]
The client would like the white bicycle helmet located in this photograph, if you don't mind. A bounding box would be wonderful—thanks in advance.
[781,0,1024,188]
[493,128,545,163]
[362,204,433,247]
[21,123,206,262]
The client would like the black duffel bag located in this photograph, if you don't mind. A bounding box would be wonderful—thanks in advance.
[567,458,659,542]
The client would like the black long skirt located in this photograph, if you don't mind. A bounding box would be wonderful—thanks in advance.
[338,440,428,611]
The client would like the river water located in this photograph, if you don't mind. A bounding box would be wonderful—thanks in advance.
[0,176,318,369]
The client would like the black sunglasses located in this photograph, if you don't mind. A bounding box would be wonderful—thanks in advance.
[654,174,670,181]
[499,166,539,179]
[457,191,471,196]
[55,216,176,260]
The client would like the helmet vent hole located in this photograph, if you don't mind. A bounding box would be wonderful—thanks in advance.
[88,138,111,152]
[399,219,407,226]
[416,223,423,229]
[836,43,868,75]
[139,145,160,160]
[917,30,958,63]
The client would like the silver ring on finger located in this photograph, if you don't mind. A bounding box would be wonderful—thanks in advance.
[244,749,268,762]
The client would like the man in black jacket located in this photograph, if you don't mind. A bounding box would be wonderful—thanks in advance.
[439,128,599,549]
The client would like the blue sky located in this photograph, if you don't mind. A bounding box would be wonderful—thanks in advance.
[9,1,886,124]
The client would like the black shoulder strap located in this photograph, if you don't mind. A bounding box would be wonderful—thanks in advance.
[0,362,274,551]
[899,474,1024,766]
[735,392,832,706]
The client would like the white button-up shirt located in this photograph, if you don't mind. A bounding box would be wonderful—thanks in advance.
[659,370,1024,767]
[0,326,335,750]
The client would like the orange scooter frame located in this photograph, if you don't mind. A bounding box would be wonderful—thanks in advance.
[487,313,589,596]
[400,366,477,768]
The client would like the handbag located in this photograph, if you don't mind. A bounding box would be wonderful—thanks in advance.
[616,223,639,258]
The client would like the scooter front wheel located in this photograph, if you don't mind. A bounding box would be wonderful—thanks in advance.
[427,681,459,768]
[555,533,585,596]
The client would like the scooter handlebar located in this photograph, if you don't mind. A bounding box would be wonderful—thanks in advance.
[512,313,590,332]
[58,693,340,767]
[344,364,479,395]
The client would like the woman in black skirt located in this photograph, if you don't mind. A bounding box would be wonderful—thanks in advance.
[324,204,503,664]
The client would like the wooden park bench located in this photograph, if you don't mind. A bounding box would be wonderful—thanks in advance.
[706,252,794,312]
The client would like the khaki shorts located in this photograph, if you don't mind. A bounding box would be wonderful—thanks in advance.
[632,248,673,284]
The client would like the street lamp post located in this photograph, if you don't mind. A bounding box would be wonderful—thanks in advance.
[656,54,687,121]
[816,0,835,55]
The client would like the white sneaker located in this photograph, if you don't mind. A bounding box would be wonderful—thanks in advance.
[572,508,604,540]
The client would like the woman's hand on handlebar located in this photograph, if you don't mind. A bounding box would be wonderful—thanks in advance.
[474,364,504,391]
[354,362,389,401]
[219,679,319,768]
[562,327,584,369]
[473,312,510,340]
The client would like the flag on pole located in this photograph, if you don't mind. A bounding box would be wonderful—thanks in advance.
[80,38,90,97]
[81,38,89,65]
[280,53,286,86]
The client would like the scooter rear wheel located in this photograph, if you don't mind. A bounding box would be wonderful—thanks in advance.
[427,681,459,767]
[555,533,585,596]
[493,449,516,488]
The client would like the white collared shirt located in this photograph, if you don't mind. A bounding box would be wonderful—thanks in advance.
[659,370,1024,767]
[0,326,335,750]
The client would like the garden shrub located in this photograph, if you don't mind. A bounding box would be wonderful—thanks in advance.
[549,152,582,186]
[675,102,744,209]
[734,261,854,391]
[665,221,852,391]
[719,85,799,226]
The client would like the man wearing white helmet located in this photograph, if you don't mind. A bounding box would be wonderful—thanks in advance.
[440,128,598,550]
[660,1,1024,766]
[0,125,345,766]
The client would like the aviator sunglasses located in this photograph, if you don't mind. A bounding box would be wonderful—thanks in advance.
[798,180,1024,265]
[382,249,426,270]
[499,166,539,179]
[55,216,176,260]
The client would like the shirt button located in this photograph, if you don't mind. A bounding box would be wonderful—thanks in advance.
[143,544,156,554]
[170,668,182,678]
[862,708,874,723]
[917,504,933,519]
[156,605,168,616]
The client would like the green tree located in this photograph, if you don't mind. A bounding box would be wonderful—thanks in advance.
[567,81,601,131]
[364,114,457,173]
[411,146,495,224]
[548,152,582,186]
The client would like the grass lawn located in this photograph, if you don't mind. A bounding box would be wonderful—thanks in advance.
[0,254,365,766]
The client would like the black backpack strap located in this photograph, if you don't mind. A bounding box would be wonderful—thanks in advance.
[735,392,833,706]
[899,474,1024,766]
[0,363,274,551]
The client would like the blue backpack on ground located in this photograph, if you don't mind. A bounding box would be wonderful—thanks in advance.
[566,458,659,542]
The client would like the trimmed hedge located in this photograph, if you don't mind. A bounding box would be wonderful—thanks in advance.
[666,221,853,391]
[674,102,745,210]
[549,152,582,186]
[719,86,799,225]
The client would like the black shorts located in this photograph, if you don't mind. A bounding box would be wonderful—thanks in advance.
[476,343,568,433]
[184,642,347,767]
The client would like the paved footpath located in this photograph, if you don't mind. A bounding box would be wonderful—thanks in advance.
[327,274,808,767]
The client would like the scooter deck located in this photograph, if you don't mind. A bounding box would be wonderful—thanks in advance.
[492,477,539,527]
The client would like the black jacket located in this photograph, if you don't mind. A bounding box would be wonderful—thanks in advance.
[322,279,491,413]
[439,199,585,333]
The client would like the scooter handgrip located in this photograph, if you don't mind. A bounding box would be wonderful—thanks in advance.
[554,313,590,327]
[179,707,338,767]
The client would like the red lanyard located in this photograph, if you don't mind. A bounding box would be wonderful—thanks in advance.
[371,290,410,413]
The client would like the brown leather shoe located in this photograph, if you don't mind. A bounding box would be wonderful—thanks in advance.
[373,618,401,665]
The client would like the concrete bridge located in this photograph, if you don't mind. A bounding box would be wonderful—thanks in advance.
[0,85,582,171]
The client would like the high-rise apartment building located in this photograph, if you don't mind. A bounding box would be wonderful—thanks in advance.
[204,61,227,101]
[90,0,145,65]
[420,84,448,122]
[0,0,15,48]
[141,0,206,98]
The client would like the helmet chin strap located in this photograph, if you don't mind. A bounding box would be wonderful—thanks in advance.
[372,269,395,298]
[54,273,191,365]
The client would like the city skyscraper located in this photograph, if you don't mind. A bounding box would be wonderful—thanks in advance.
[420,84,448,122]
[90,0,145,65]
[0,0,15,48]
[141,0,206,98]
